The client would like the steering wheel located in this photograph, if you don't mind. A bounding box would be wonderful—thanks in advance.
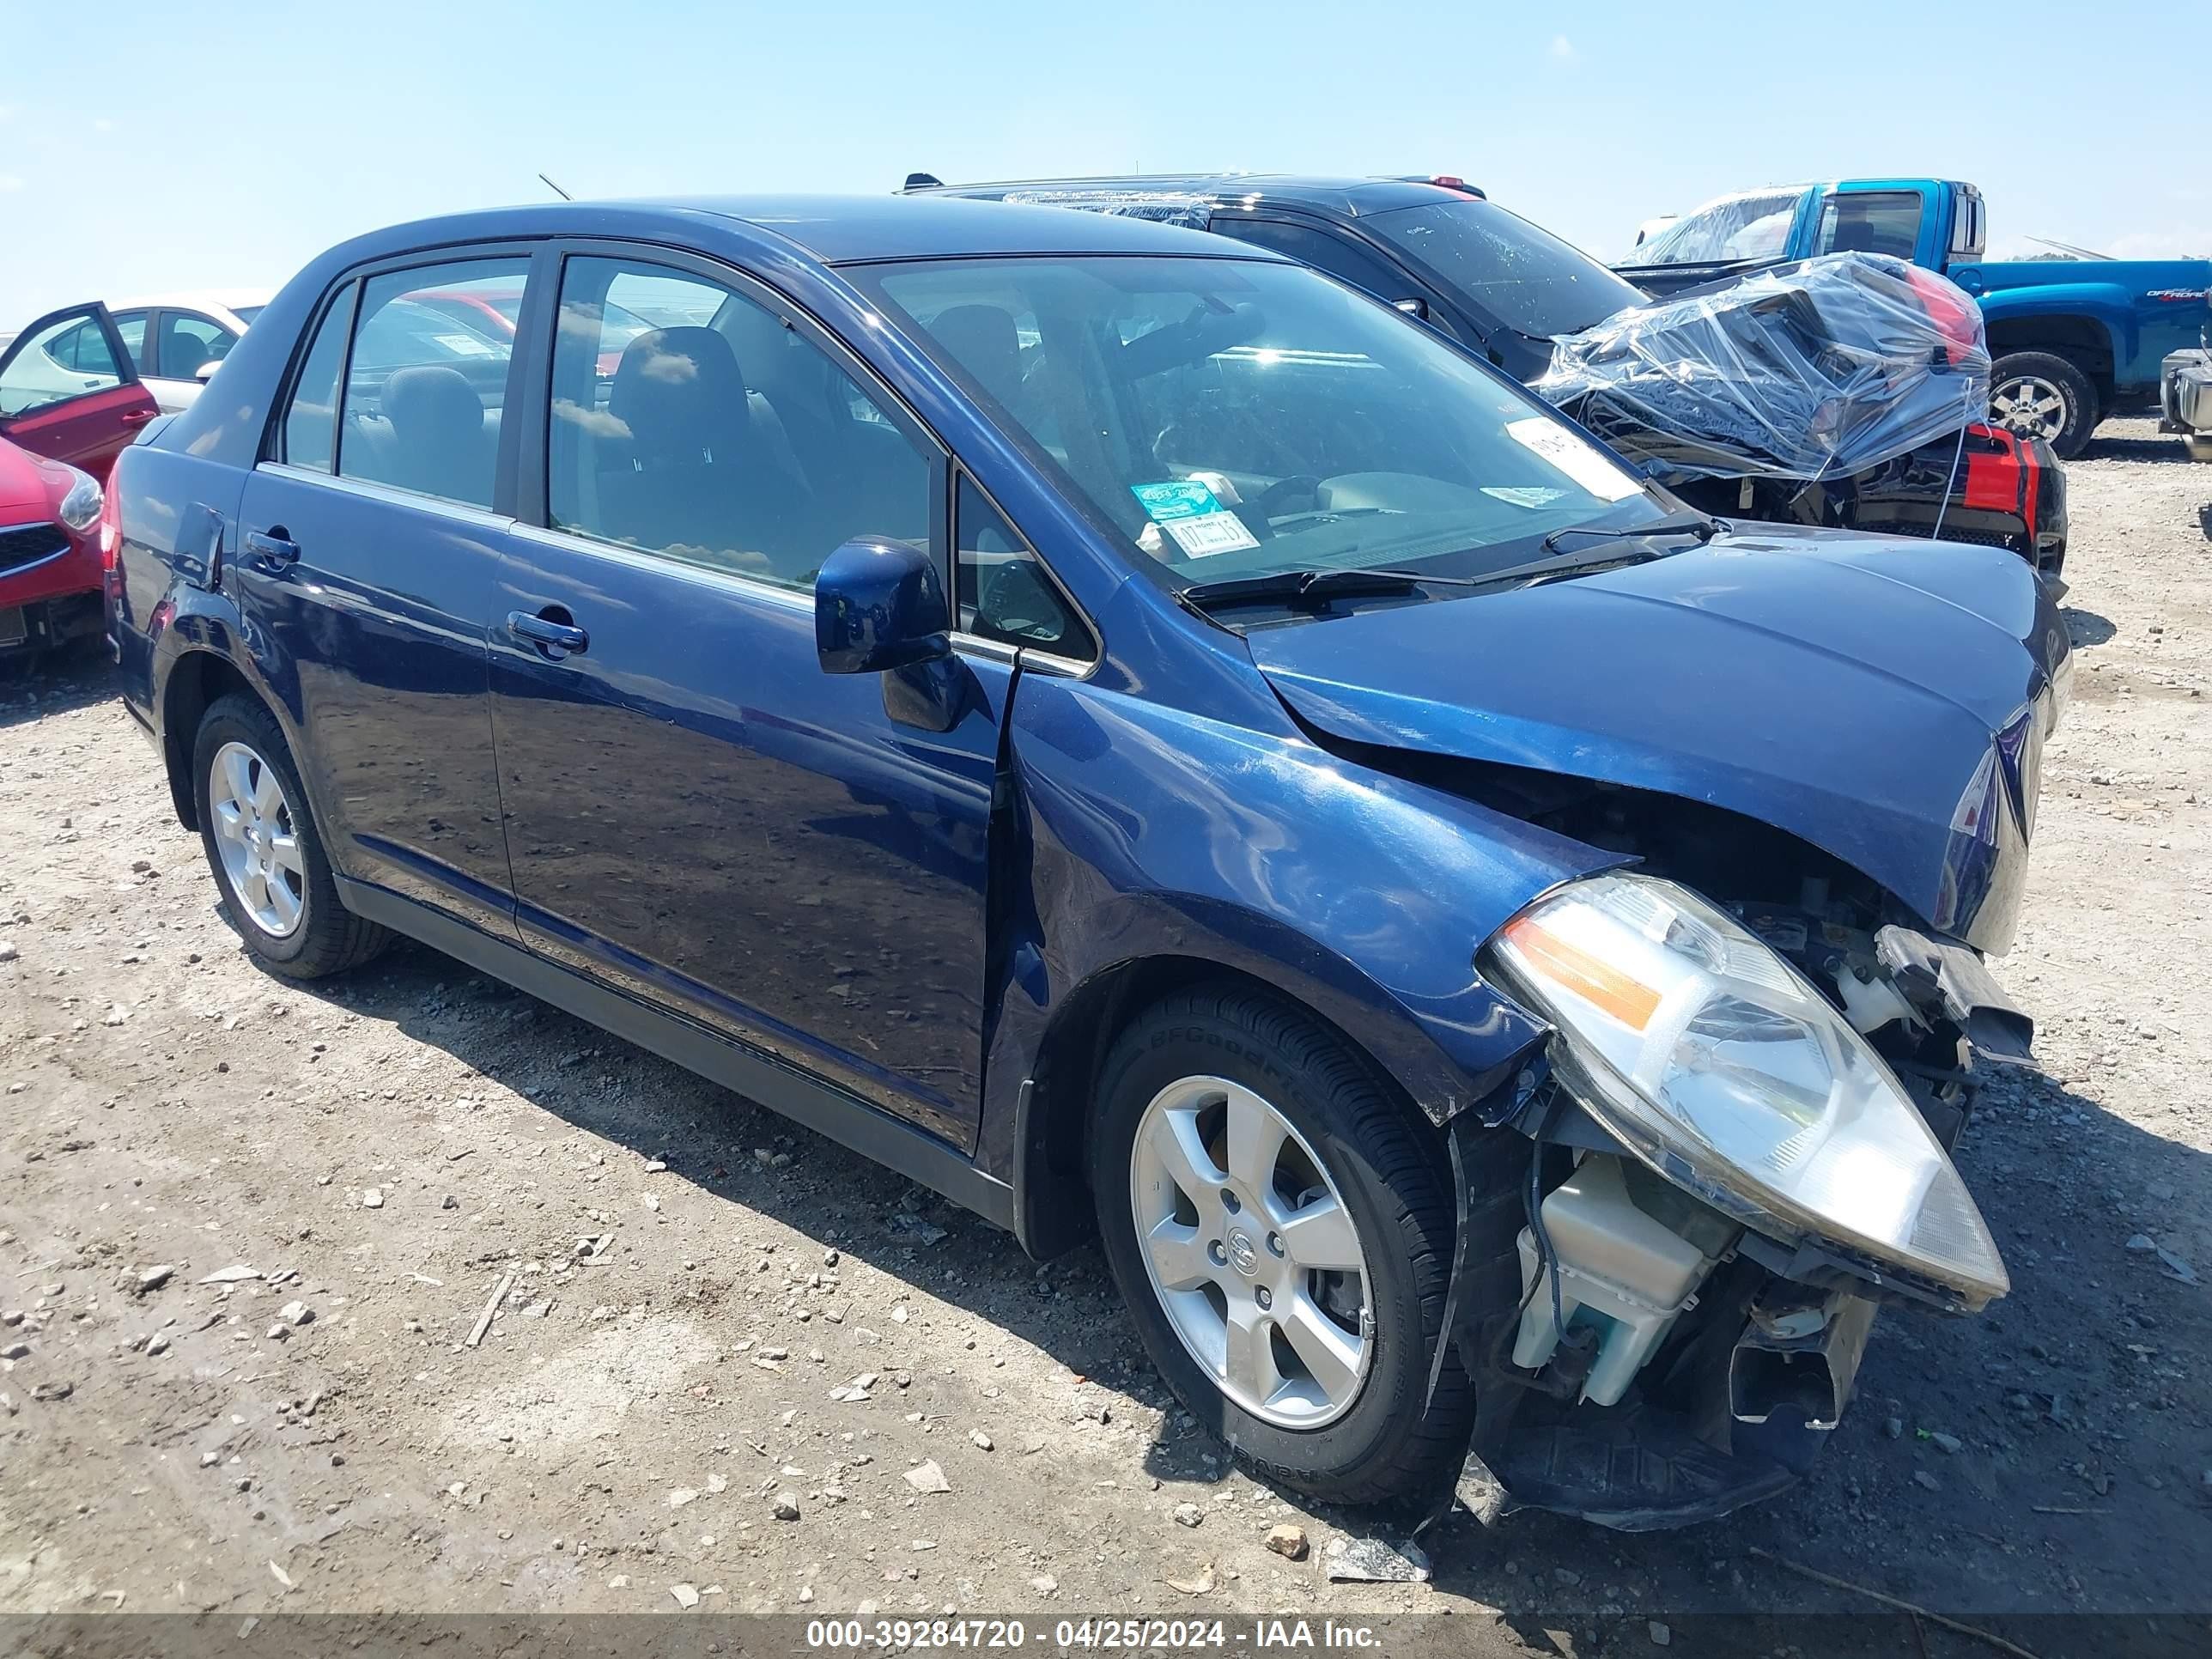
[1250,474,1326,521]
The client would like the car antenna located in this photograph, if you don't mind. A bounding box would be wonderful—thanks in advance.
[538,173,574,202]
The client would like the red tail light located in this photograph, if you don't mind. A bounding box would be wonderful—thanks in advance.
[1901,265,1983,368]
[97,473,123,572]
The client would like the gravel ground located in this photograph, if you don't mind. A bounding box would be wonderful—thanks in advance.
[1,420,2208,1650]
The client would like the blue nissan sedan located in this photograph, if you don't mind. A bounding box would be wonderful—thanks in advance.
[105,195,2066,1530]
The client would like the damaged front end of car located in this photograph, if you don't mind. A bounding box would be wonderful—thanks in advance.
[1429,871,2033,1532]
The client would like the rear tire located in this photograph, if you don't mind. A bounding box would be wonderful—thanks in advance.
[1990,351,2095,459]
[191,693,389,979]
[1090,984,1471,1507]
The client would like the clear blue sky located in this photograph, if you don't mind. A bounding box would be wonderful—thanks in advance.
[2,0,2203,326]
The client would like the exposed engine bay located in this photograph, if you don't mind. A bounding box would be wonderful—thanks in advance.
[1433,774,2033,1530]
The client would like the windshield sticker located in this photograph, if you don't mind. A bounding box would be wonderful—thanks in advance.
[1163,513,1261,558]
[1481,485,1570,509]
[1131,479,1261,559]
[1504,418,1642,502]
[1131,480,1227,521]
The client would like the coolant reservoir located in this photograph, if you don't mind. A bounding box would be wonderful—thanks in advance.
[1514,1154,1720,1407]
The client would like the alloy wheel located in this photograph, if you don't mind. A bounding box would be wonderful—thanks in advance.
[1127,1075,1374,1429]
[208,739,306,938]
[1990,374,2069,443]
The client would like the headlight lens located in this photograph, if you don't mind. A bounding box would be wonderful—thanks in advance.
[56,465,103,534]
[1489,872,2008,1308]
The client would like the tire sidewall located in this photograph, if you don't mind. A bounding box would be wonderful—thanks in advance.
[1091,1010,1437,1487]
[1993,352,2094,459]
[191,700,323,969]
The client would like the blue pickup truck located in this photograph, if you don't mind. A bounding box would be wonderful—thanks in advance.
[1620,179,2212,459]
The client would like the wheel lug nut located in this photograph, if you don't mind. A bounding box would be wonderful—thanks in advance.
[1255,1287,1273,1311]
[1266,1232,1284,1258]
[1220,1189,1240,1214]
[1207,1240,1226,1267]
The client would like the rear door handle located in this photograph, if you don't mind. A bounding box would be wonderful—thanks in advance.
[119,408,156,426]
[507,609,589,657]
[243,530,299,570]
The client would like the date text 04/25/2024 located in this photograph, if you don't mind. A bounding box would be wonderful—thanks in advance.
[803,1618,1385,1650]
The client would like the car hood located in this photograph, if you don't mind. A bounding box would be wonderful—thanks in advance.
[1246,526,2069,953]
[0,438,57,520]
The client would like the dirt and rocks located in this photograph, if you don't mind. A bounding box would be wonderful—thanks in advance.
[0,421,2208,1648]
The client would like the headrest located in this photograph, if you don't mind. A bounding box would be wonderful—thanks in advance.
[382,365,484,441]
[608,325,750,462]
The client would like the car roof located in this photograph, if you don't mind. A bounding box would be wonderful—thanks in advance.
[919,173,1467,219]
[110,288,276,316]
[345,195,1276,269]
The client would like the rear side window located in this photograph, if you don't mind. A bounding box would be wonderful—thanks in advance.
[544,254,933,591]
[282,285,357,473]
[1815,191,1923,259]
[336,258,526,510]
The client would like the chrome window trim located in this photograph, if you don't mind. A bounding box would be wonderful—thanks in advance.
[257,460,515,532]
[257,464,1099,679]
[508,520,814,614]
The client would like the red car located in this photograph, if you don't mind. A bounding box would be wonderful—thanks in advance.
[0,302,159,658]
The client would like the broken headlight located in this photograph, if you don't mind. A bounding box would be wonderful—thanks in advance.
[1487,872,2008,1310]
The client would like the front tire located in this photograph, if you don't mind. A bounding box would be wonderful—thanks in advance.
[191,693,388,979]
[1990,351,2095,459]
[1091,985,1471,1507]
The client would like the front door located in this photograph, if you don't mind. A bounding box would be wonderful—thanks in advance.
[489,250,1003,1146]
[229,254,538,938]
[0,303,160,476]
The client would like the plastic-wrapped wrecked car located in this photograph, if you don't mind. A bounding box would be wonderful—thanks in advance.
[1535,252,2068,578]
[911,173,2067,576]
[107,197,2068,1531]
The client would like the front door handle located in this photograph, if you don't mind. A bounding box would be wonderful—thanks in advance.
[507,609,589,658]
[243,529,299,570]
[119,407,157,426]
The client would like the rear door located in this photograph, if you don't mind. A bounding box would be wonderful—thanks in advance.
[489,245,1009,1146]
[0,303,160,476]
[229,252,539,938]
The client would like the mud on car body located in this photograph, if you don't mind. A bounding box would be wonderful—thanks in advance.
[103,195,2066,1532]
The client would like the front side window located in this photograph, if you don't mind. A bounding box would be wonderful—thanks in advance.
[337,258,525,509]
[156,312,237,380]
[1217,221,1409,305]
[0,307,127,419]
[546,256,932,590]
[1365,198,1647,337]
[1621,189,1802,268]
[857,256,1656,598]
[1815,191,1923,259]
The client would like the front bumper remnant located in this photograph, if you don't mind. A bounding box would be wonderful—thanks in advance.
[1439,1113,1882,1531]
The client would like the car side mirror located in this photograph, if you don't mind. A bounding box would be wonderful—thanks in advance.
[194,360,222,383]
[815,537,951,675]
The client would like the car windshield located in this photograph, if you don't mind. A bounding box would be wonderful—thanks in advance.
[855,256,1663,594]
[1364,198,1646,337]
[1621,189,1803,268]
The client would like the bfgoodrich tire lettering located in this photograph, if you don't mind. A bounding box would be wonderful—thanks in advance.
[191,693,389,980]
[1091,985,1471,1507]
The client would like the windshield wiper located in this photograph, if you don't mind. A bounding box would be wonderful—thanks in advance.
[1537,510,1719,561]
[1177,566,1485,616]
